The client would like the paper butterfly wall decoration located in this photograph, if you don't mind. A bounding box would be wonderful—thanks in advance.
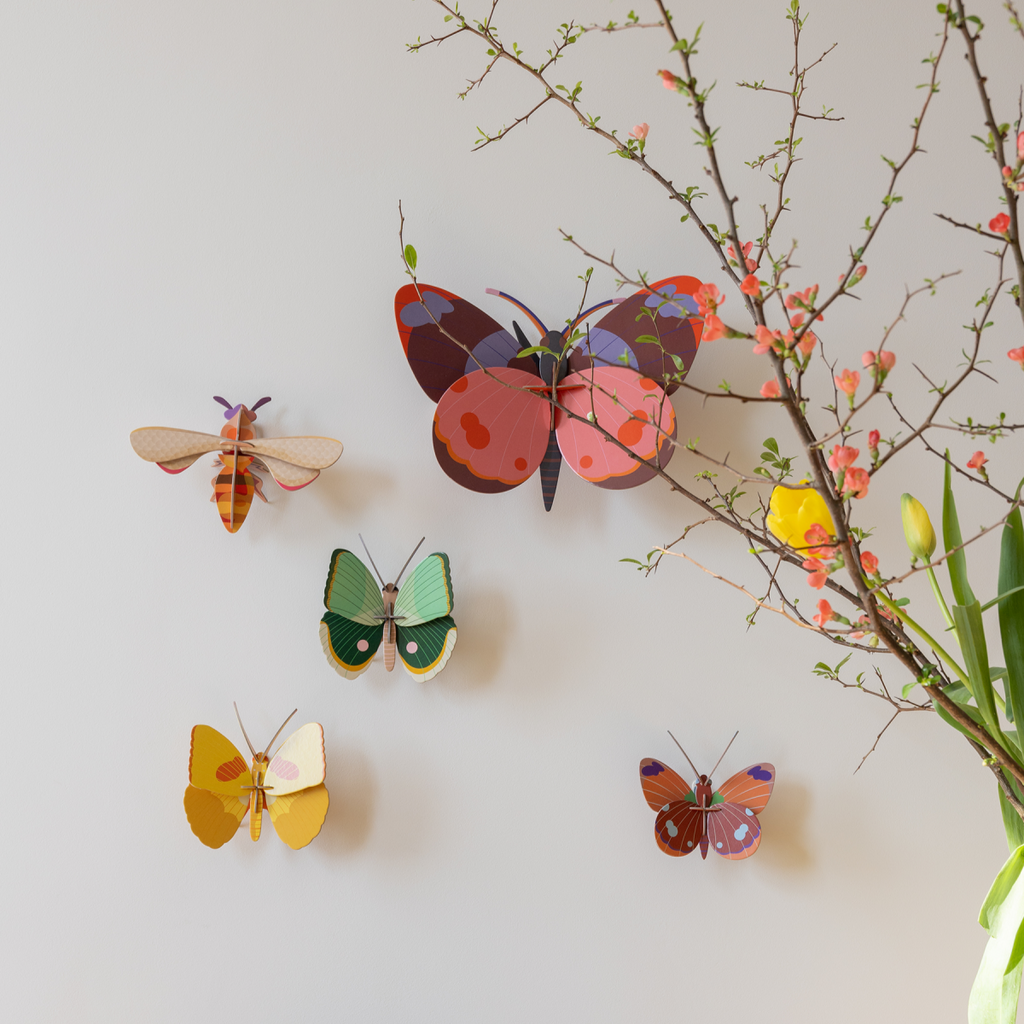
[319,537,457,681]
[130,396,344,533]
[639,731,775,860]
[184,706,329,850]
[395,275,707,511]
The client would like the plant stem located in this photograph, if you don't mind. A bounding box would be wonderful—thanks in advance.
[875,591,971,690]
[925,564,956,629]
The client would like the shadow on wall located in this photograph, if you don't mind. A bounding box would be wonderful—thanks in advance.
[309,459,394,519]
[758,778,814,874]
[432,585,513,693]
[317,746,376,856]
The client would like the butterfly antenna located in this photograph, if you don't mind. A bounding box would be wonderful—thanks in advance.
[394,537,426,587]
[359,534,387,587]
[264,708,299,759]
[250,396,272,412]
[213,396,233,410]
[667,730,700,779]
[709,730,740,780]
[233,702,258,758]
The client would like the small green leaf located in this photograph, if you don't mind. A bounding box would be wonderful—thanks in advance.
[404,244,418,272]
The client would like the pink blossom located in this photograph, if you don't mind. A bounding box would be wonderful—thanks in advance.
[990,212,1011,235]
[849,265,867,285]
[842,466,870,499]
[1008,347,1024,366]
[694,283,723,316]
[740,274,760,296]
[1018,131,1024,161]
[795,331,816,356]
[860,551,879,575]
[967,450,988,470]
[827,445,860,471]
[850,615,871,640]
[658,69,679,90]
[814,599,836,627]
[862,349,896,372]
[727,241,756,272]
[1004,166,1015,179]
[701,314,725,341]
[835,369,861,396]
[806,570,829,590]
[802,557,825,572]
[868,429,880,450]
[804,523,835,559]
[786,286,818,312]
[753,325,781,354]
[630,123,649,141]
[760,379,780,398]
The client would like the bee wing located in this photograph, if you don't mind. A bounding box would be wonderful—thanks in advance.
[130,427,229,468]
[247,436,343,470]
[256,454,321,490]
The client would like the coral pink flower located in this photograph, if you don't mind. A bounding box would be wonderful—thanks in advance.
[760,379,781,398]
[814,599,835,627]
[835,369,860,396]
[1018,131,1024,160]
[727,242,756,272]
[658,69,679,90]
[860,551,879,575]
[740,274,760,296]
[967,451,988,470]
[848,265,867,285]
[786,286,818,312]
[702,314,725,341]
[802,557,825,572]
[842,466,870,499]
[753,325,781,354]
[797,331,818,356]
[806,570,829,590]
[868,429,880,450]
[862,349,896,372]
[1004,166,1015,179]
[1008,347,1024,365]
[694,283,723,316]
[827,445,860,471]
[990,212,1011,234]
[630,123,649,141]
[850,615,871,640]
[804,523,835,559]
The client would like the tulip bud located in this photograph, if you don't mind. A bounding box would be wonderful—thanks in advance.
[900,493,936,562]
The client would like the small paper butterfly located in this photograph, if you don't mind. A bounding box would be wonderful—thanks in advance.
[639,731,775,860]
[319,537,457,681]
[394,275,707,511]
[184,706,329,850]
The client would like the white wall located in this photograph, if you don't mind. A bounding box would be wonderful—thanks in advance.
[2,1,1022,1020]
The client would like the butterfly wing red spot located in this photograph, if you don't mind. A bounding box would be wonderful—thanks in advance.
[216,755,248,782]
[459,413,491,449]
[616,409,649,446]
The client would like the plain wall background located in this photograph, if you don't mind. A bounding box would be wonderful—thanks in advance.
[2,1,1022,1020]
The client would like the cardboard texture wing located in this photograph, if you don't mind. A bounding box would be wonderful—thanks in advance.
[639,732,775,860]
[320,538,457,681]
[394,276,707,510]
[130,396,343,532]
[184,706,329,850]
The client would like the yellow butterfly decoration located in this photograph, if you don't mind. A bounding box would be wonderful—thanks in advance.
[184,705,329,850]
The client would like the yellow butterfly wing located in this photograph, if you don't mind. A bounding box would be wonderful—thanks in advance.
[183,787,247,848]
[267,786,330,849]
[185,726,252,847]
[262,723,328,849]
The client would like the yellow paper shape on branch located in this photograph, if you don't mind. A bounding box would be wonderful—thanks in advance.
[766,484,836,547]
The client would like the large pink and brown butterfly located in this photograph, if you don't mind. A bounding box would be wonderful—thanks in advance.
[394,275,707,511]
[639,731,775,860]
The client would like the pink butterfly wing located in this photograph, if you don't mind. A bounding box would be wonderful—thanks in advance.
[716,763,775,814]
[555,367,676,487]
[433,367,550,491]
[706,803,762,860]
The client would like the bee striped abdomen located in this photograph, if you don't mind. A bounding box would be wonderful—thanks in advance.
[214,455,255,533]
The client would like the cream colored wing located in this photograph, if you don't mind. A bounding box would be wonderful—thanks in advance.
[247,436,343,470]
[256,455,321,490]
[264,723,326,795]
[130,427,230,465]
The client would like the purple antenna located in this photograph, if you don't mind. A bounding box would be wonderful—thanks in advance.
[213,396,233,409]
[251,397,272,412]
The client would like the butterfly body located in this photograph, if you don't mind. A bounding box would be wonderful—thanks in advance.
[395,276,707,510]
[184,718,329,850]
[130,396,343,533]
[320,547,457,681]
[639,757,775,860]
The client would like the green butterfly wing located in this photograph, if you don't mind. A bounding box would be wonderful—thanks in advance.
[319,613,384,678]
[323,549,385,624]
[393,552,454,627]
[396,616,457,681]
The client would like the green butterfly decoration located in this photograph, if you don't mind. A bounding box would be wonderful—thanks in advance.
[319,538,457,681]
